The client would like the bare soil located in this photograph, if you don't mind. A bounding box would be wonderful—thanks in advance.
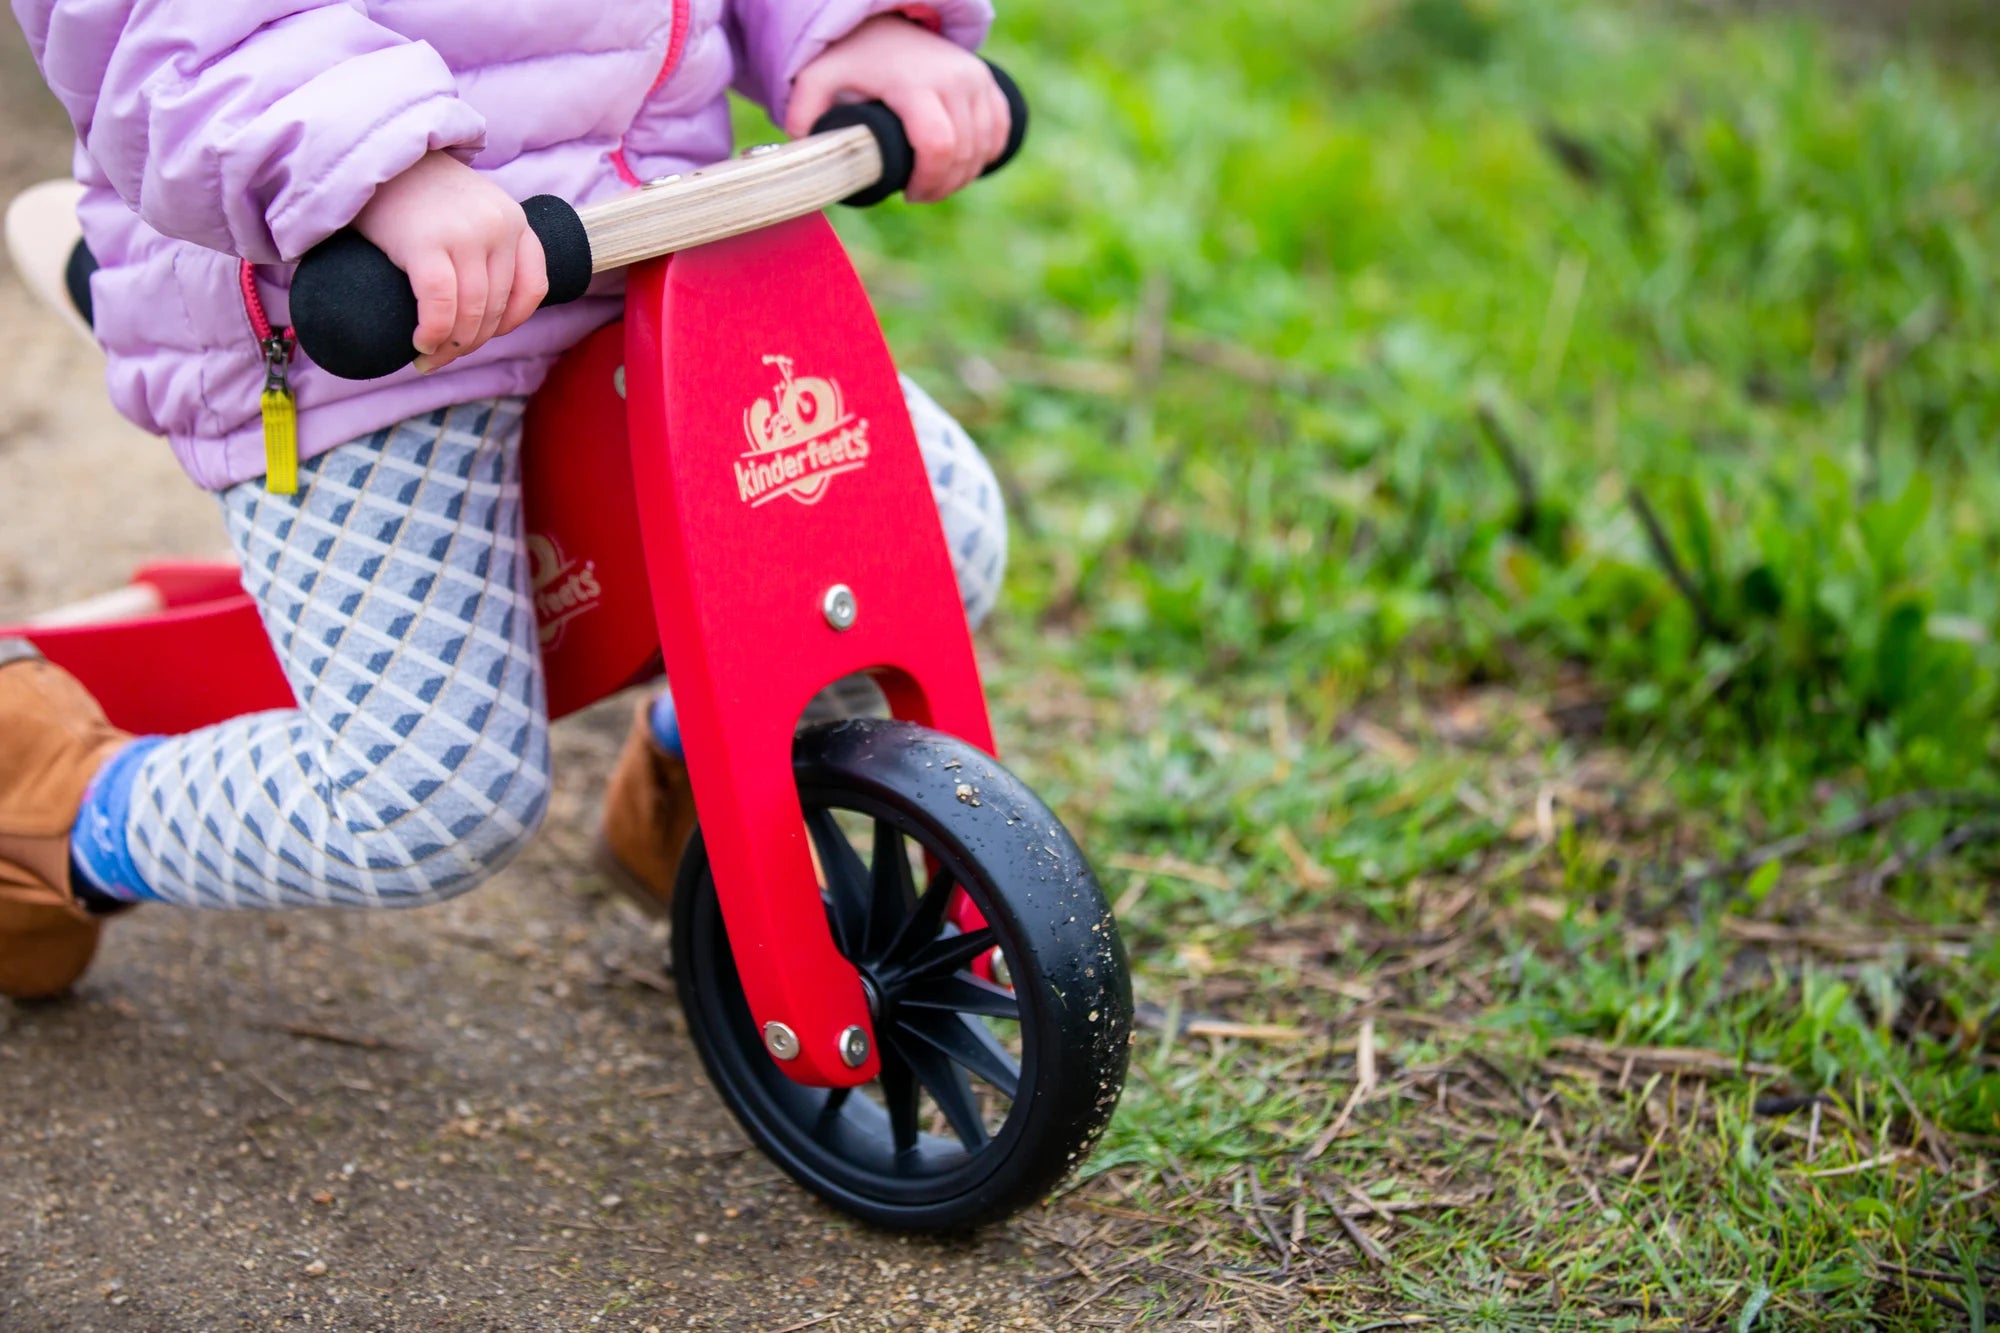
[0,33,1068,1333]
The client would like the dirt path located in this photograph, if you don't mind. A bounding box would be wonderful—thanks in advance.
[0,36,1069,1333]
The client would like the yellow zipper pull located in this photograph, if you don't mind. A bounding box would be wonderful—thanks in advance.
[261,331,299,495]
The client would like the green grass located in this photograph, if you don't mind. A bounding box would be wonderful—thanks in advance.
[762,1,1997,1325]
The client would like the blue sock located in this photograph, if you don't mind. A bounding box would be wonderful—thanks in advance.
[647,691,683,760]
[69,737,165,904]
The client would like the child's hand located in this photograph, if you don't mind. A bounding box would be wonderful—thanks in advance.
[785,15,1010,204]
[353,152,549,374]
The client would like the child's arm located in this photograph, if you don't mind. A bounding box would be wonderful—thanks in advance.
[16,0,483,264]
[13,0,533,371]
[727,1,1001,202]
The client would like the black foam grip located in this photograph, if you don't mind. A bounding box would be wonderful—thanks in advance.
[291,194,592,382]
[985,62,1030,179]
[65,238,97,329]
[812,100,918,207]
[524,194,593,305]
[810,59,1028,208]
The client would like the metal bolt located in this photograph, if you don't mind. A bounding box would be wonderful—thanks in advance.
[643,173,685,189]
[763,1022,800,1061]
[821,584,858,631]
[988,946,1013,990]
[838,1025,871,1068]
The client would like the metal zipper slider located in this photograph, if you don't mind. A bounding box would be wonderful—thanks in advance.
[260,330,299,496]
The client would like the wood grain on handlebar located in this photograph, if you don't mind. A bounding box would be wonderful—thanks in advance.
[576,127,883,272]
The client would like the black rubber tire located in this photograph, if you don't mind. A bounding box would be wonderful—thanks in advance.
[672,717,1133,1231]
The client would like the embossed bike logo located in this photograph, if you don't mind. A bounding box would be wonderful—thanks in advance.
[527,532,602,648]
[735,354,871,507]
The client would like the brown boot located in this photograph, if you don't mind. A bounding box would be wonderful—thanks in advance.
[595,696,697,919]
[0,640,133,999]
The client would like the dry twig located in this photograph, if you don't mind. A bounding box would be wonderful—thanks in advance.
[1305,1018,1378,1160]
[1314,1185,1390,1267]
[263,1022,408,1052]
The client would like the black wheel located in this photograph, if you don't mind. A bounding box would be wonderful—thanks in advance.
[672,717,1133,1231]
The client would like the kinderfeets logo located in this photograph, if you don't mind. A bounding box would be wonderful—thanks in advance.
[735,354,871,507]
[527,533,602,648]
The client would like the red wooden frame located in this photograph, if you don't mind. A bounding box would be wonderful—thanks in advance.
[0,214,996,1089]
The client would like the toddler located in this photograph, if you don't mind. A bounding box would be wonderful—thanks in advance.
[0,0,1011,996]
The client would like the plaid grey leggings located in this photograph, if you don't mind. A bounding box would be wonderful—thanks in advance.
[124,383,1006,910]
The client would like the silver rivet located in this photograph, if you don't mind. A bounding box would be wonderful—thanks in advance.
[988,947,1013,990]
[744,142,784,157]
[643,173,685,189]
[763,1022,800,1061]
[822,584,858,631]
[838,1025,870,1068]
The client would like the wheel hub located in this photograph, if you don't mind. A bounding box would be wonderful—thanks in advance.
[857,969,886,1021]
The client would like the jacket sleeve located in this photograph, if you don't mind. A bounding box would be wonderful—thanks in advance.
[13,0,488,263]
[725,0,994,128]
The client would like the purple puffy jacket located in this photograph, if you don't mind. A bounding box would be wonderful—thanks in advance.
[12,0,991,490]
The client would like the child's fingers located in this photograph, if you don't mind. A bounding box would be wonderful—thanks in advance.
[963,80,1000,177]
[409,252,458,362]
[418,248,489,374]
[496,228,549,339]
[444,248,490,364]
[473,241,515,353]
[927,84,984,200]
[897,90,961,202]
[953,68,1010,189]
[784,66,839,140]
[946,80,996,193]
[976,72,1011,168]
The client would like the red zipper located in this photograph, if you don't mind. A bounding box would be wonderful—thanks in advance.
[239,260,295,372]
[242,260,302,494]
[610,0,693,188]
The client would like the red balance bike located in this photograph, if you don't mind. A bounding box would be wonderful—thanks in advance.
[2,66,1133,1231]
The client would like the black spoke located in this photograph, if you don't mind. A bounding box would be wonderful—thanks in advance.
[899,927,997,985]
[899,971,1021,1020]
[883,865,959,965]
[807,807,872,959]
[865,819,917,959]
[896,1033,990,1151]
[898,1012,1021,1100]
[812,1086,852,1139]
[879,1045,921,1157]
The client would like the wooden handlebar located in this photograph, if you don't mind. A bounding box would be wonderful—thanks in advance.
[291,62,1023,381]
[578,127,884,272]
